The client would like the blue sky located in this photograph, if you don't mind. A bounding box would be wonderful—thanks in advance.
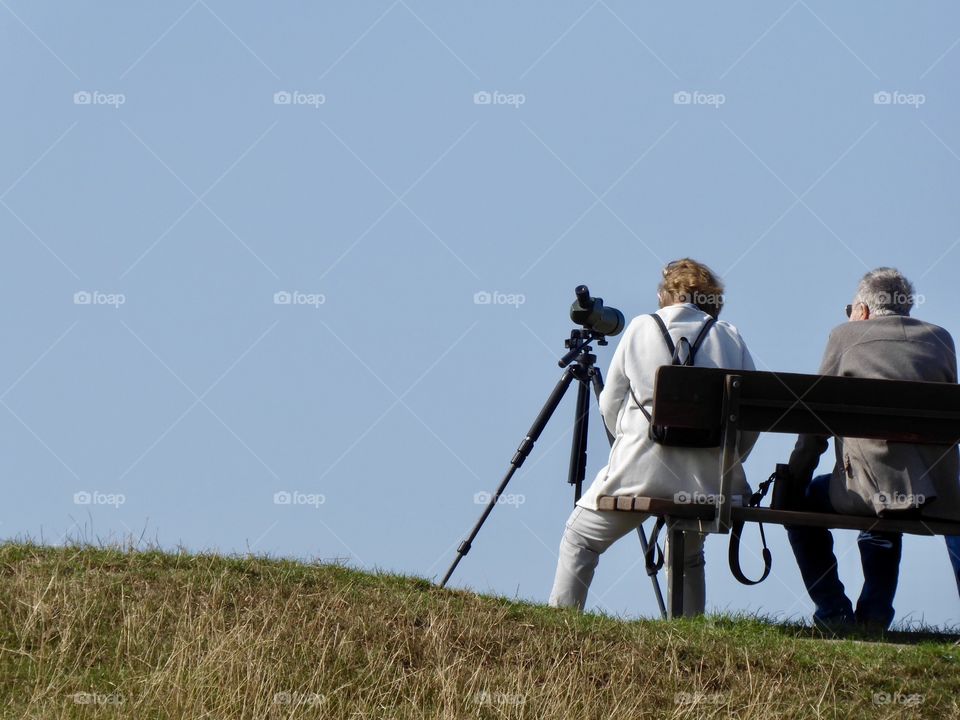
[2,1,959,626]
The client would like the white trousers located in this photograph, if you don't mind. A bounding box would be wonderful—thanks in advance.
[548,506,707,616]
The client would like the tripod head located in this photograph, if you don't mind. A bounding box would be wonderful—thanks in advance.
[558,328,605,368]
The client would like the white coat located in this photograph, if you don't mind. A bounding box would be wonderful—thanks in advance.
[578,303,758,511]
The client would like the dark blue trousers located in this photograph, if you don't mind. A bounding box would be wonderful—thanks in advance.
[786,474,901,628]
[947,535,960,598]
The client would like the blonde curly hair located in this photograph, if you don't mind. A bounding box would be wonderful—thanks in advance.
[658,258,725,319]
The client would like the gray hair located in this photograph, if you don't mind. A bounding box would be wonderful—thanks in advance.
[855,267,915,317]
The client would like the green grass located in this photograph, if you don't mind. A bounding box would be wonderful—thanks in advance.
[1,542,958,719]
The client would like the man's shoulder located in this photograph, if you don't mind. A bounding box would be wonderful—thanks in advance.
[900,316,956,348]
[826,316,954,348]
[823,320,867,349]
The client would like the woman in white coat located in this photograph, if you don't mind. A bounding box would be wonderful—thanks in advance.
[549,258,757,616]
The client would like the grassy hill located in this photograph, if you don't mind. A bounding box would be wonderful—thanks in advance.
[1,542,958,719]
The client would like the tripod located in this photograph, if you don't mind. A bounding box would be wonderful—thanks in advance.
[438,327,667,619]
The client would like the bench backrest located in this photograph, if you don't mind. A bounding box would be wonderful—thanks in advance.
[651,366,960,445]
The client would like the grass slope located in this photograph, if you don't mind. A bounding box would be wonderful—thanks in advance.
[1,542,958,719]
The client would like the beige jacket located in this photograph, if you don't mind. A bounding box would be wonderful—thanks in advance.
[788,315,960,521]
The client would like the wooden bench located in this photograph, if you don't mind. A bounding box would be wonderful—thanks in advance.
[597,365,960,619]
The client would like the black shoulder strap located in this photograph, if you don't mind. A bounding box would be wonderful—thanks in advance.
[630,314,673,420]
[648,313,675,355]
[688,317,716,361]
[630,386,652,422]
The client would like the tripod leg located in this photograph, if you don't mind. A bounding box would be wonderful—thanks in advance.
[568,369,591,503]
[591,366,667,620]
[439,366,578,588]
[637,525,668,620]
[590,366,614,445]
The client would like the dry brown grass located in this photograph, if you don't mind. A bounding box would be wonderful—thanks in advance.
[1,542,958,719]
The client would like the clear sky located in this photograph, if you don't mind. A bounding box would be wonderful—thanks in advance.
[2,1,959,626]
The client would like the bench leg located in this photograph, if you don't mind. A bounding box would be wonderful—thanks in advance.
[667,524,685,619]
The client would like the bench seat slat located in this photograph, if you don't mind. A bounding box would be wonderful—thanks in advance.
[596,495,715,519]
[596,495,960,536]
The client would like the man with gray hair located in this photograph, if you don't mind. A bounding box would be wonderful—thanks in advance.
[786,267,960,630]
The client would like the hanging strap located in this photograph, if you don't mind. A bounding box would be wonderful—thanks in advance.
[728,471,775,585]
[644,517,666,575]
